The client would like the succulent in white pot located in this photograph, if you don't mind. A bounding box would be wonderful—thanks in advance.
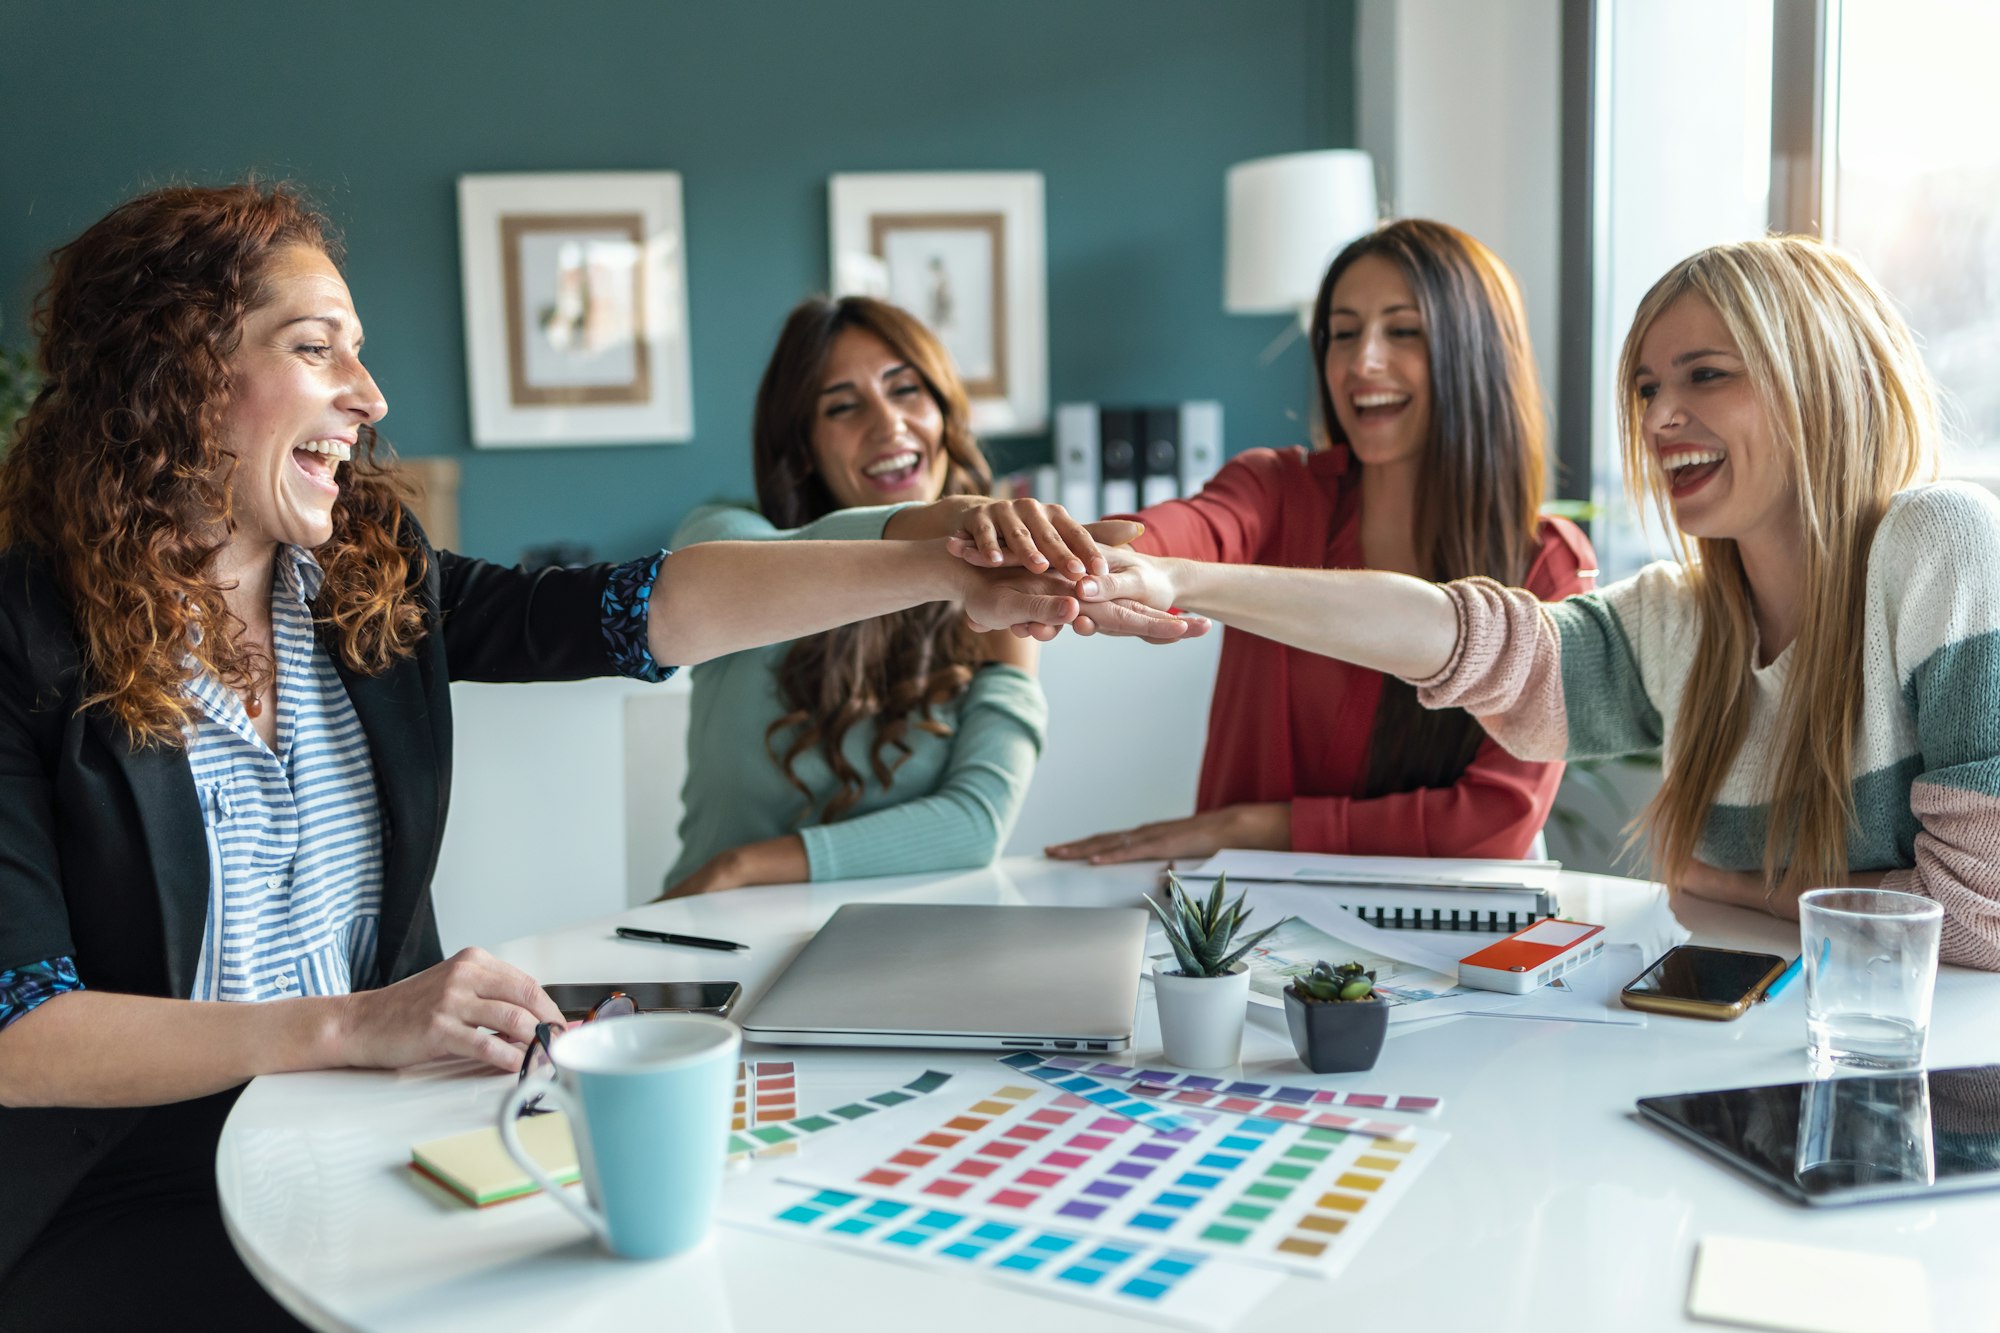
[1145,872,1281,1069]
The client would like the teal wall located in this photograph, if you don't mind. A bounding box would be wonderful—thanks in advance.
[0,0,1354,563]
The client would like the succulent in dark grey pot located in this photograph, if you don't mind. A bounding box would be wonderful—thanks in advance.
[1284,960,1389,1074]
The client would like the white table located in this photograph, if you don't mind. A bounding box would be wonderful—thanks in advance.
[218,858,2000,1331]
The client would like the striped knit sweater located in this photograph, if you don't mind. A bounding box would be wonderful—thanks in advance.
[1410,482,2000,970]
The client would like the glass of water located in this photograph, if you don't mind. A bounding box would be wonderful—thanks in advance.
[1799,888,1943,1071]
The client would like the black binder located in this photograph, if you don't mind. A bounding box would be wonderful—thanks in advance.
[1140,407,1181,507]
[1097,408,1140,515]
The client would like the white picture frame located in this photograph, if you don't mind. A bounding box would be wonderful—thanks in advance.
[828,172,1047,436]
[457,172,693,447]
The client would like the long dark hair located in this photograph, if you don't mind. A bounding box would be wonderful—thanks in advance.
[752,295,993,822]
[1308,219,1548,798]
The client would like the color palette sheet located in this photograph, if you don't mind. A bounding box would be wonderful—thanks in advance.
[727,1069,950,1162]
[733,1060,799,1131]
[779,1070,1443,1278]
[732,1060,801,1161]
[999,1052,1198,1132]
[1024,1055,1444,1115]
[1003,1055,1428,1139]
[724,1172,1282,1333]
[1121,1084,1418,1141]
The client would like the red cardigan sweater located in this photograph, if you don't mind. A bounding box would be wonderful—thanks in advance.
[1124,445,1597,858]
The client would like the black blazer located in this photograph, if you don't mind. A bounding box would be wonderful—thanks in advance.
[0,526,634,1273]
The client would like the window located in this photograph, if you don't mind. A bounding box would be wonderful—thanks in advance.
[1571,0,2000,579]
[1831,0,2000,478]
[1583,0,1776,578]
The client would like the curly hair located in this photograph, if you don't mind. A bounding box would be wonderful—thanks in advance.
[751,296,992,823]
[0,181,427,747]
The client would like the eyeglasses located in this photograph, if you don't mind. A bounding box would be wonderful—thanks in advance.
[515,991,639,1116]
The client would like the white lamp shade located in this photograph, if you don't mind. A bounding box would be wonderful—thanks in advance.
[1224,150,1378,314]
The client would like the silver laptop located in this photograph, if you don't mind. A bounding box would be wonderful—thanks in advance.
[738,903,1147,1051]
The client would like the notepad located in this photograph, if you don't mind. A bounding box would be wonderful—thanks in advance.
[1687,1236,1931,1333]
[410,1114,579,1207]
[1175,851,1559,931]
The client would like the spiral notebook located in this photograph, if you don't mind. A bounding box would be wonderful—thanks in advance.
[1172,850,1560,932]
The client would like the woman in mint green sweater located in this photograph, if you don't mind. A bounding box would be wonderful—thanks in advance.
[661,297,1116,896]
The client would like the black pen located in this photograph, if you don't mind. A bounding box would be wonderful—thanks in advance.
[615,926,748,953]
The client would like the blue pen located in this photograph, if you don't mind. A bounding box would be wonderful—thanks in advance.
[1763,953,1804,1000]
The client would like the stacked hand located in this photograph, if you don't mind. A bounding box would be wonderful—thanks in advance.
[942,498,1198,643]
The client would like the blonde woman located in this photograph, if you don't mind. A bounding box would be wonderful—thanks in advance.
[1066,236,2000,968]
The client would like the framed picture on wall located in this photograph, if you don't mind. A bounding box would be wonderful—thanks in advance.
[828,172,1047,436]
[457,172,693,447]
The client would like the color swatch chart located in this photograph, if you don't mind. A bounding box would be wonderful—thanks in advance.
[723,1171,1281,1332]
[998,1051,1198,1133]
[731,1061,800,1162]
[733,1061,798,1131]
[1022,1054,1444,1115]
[781,1071,1443,1279]
[1001,1052,1423,1140]
[728,1069,950,1162]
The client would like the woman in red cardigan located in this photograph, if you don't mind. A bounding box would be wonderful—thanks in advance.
[961,219,1596,862]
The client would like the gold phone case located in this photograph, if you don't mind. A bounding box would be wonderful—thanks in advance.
[1619,947,1787,1021]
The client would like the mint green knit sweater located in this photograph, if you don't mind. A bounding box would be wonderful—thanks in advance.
[1414,483,2000,969]
[664,504,1047,886]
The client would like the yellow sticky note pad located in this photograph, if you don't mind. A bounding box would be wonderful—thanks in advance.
[410,1114,579,1207]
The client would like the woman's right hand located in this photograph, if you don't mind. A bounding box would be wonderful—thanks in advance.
[887,497,1140,577]
[937,499,1145,577]
[333,947,564,1073]
[951,498,1104,575]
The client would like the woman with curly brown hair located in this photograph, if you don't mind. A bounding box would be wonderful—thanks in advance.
[661,296,1125,897]
[0,184,1191,1323]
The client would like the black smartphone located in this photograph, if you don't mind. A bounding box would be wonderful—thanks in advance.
[1621,945,1787,1020]
[542,981,741,1021]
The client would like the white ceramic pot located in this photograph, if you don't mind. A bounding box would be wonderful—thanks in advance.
[1151,961,1250,1069]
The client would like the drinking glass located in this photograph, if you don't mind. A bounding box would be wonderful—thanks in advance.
[1799,888,1942,1071]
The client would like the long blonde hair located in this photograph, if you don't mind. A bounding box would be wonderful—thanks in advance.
[1617,237,1939,897]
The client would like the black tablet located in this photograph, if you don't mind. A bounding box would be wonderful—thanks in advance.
[1636,1064,2000,1206]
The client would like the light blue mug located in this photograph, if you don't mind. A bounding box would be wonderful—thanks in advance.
[498,1011,740,1259]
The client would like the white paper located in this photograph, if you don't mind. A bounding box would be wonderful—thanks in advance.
[1688,1235,1931,1333]
[1183,849,1561,892]
[1144,920,1488,1020]
[1276,899,1467,975]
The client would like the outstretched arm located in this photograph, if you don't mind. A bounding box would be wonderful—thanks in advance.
[1082,547,1460,678]
[649,538,1203,667]
[648,539,1067,666]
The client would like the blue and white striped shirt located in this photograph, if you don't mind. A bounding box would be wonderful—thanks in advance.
[0,546,672,1026]
[182,546,384,1001]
